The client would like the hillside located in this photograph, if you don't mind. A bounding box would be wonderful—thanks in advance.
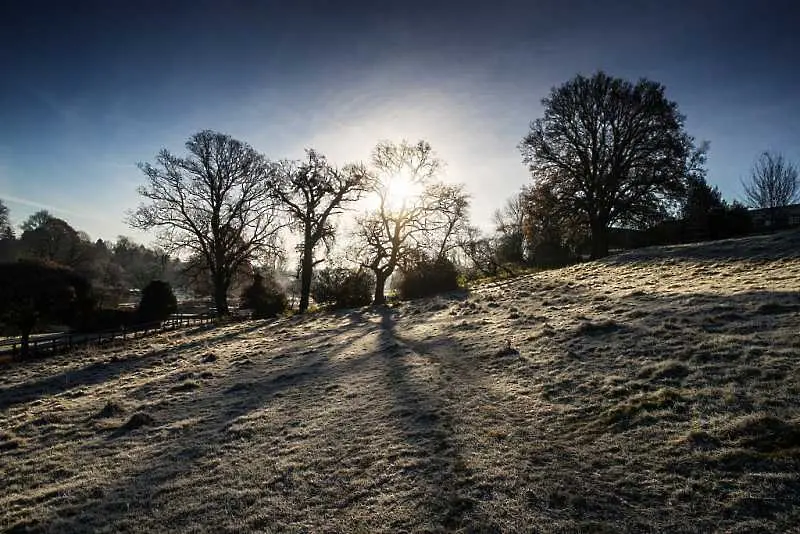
[2,230,799,533]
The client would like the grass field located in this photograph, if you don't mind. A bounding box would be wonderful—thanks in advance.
[2,230,799,533]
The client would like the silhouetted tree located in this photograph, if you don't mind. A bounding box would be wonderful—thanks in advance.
[0,260,93,357]
[353,140,468,304]
[493,193,527,263]
[0,200,16,261]
[680,175,727,241]
[19,210,54,233]
[0,199,13,239]
[742,151,800,228]
[271,150,370,313]
[137,280,177,323]
[520,72,705,258]
[522,182,580,266]
[418,182,471,261]
[130,130,285,315]
[19,217,91,270]
[458,226,513,277]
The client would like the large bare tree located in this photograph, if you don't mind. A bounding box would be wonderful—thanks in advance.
[352,140,469,304]
[520,72,705,258]
[271,150,371,313]
[130,130,284,315]
[742,151,800,227]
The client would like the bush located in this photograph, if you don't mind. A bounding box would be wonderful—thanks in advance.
[137,280,177,323]
[396,257,460,300]
[241,272,287,318]
[312,268,373,309]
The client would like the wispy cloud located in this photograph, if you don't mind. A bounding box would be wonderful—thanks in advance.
[0,192,100,221]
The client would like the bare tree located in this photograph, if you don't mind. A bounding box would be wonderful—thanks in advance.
[742,151,800,227]
[458,225,515,277]
[492,192,527,263]
[130,130,285,315]
[271,150,371,313]
[520,72,705,258]
[416,182,471,261]
[352,140,445,304]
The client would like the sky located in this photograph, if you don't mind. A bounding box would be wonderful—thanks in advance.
[1,0,798,246]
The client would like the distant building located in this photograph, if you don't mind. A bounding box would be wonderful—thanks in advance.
[749,203,800,230]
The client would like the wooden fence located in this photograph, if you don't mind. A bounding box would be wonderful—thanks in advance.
[0,314,216,359]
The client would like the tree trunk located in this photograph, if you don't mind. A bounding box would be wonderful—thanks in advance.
[590,223,609,259]
[20,329,31,359]
[298,245,314,314]
[212,275,229,316]
[373,271,388,305]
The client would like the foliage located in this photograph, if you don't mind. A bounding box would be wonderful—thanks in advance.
[19,210,54,233]
[19,217,86,267]
[311,267,374,309]
[521,182,581,266]
[137,280,177,323]
[0,260,94,356]
[396,255,460,300]
[240,272,288,318]
[130,130,286,315]
[520,71,705,258]
[272,149,370,313]
[0,199,13,239]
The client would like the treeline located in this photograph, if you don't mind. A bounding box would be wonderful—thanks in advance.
[0,208,193,306]
[3,70,798,353]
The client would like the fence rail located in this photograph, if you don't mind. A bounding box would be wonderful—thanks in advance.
[0,314,216,359]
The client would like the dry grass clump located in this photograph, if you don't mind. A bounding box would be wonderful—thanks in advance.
[1,229,798,533]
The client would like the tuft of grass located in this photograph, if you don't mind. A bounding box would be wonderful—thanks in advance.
[575,318,624,336]
[602,387,688,429]
[93,400,125,419]
[119,412,155,432]
[719,414,800,453]
[637,360,691,382]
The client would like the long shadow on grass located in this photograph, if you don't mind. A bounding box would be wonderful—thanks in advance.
[0,321,268,409]
[377,308,493,531]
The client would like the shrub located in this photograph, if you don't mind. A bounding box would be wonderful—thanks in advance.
[241,272,287,318]
[137,280,177,323]
[312,267,373,309]
[396,257,460,300]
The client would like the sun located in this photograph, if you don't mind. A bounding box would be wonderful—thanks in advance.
[365,171,425,213]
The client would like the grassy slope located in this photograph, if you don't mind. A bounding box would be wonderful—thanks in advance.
[1,230,799,533]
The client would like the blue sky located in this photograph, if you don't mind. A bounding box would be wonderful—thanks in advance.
[1,0,798,244]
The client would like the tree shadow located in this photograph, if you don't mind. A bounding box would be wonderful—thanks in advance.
[0,321,268,409]
[376,307,492,531]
